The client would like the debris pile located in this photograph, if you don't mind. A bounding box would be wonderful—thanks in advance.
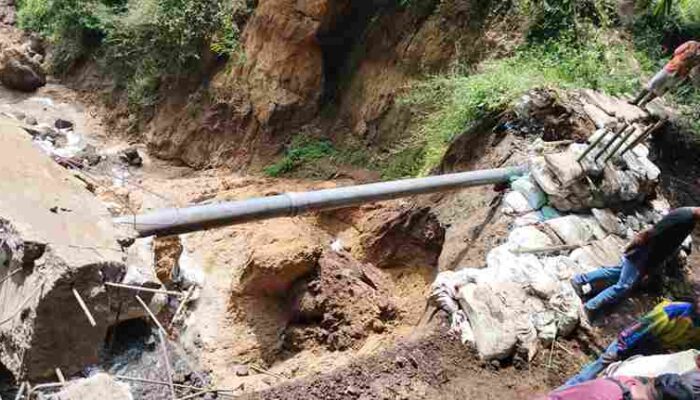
[431,90,682,362]
[0,120,163,382]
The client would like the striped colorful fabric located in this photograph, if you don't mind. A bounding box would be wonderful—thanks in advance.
[619,301,700,353]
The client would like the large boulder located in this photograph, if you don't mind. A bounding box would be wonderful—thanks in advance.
[0,119,157,380]
[0,45,46,92]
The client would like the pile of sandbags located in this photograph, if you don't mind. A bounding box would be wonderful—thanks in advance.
[430,115,677,361]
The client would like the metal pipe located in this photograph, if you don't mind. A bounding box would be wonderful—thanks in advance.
[603,124,639,164]
[619,119,667,157]
[114,166,528,237]
[594,124,629,162]
[577,123,624,163]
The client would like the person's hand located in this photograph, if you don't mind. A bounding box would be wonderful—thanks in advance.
[601,349,620,364]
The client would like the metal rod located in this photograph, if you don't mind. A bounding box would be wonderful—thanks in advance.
[603,124,640,164]
[619,119,667,157]
[594,124,629,162]
[114,166,527,237]
[577,124,623,162]
[135,295,166,334]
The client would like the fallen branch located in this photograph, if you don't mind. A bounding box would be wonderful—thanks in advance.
[555,341,575,356]
[168,285,196,330]
[72,288,97,327]
[157,329,177,400]
[106,282,184,298]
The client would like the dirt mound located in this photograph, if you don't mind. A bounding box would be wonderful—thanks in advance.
[245,319,582,400]
[285,251,400,352]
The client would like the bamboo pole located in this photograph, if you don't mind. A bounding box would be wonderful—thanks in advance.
[72,288,97,327]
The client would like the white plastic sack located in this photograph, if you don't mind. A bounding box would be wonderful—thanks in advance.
[592,209,626,236]
[511,176,547,210]
[606,350,700,378]
[545,152,584,188]
[569,236,625,272]
[508,226,556,250]
[486,245,555,285]
[503,191,533,214]
[545,215,606,245]
[458,282,542,361]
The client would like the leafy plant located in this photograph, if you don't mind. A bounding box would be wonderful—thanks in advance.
[264,137,337,177]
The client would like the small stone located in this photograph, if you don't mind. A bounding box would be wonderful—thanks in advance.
[370,319,386,333]
[172,373,186,383]
[25,116,37,125]
[119,147,143,167]
[54,119,73,130]
[394,356,408,367]
[233,364,249,376]
[346,386,360,395]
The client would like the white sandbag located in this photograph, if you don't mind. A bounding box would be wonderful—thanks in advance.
[569,236,625,271]
[458,282,542,361]
[486,245,554,285]
[602,165,640,203]
[592,208,626,236]
[545,215,606,245]
[531,157,566,197]
[508,226,556,250]
[583,103,616,129]
[503,191,533,214]
[511,176,547,210]
[606,350,700,378]
[514,212,542,227]
[545,152,584,188]
[541,256,587,281]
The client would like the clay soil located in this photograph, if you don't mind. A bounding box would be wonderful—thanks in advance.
[244,317,583,400]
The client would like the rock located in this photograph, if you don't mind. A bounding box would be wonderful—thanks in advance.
[153,236,183,286]
[25,115,37,125]
[233,364,250,376]
[118,147,143,167]
[0,45,46,92]
[237,220,325,295]
[581,89,646,123]
[54,119,74,130]
[0,120,154,380]
[354,204,445,268]
[56,373,133,400]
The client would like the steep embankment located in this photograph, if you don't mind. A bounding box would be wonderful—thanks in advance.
[65,0,521,172]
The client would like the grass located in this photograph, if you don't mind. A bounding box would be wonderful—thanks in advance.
[383,35,646,178]
[264,137,337,177]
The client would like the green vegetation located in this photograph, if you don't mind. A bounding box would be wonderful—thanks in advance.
[387,35,642,177]
[264,137,337,178]
[16,0,249,109]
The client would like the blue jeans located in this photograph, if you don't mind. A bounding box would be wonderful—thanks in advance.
[572,256,641,312]
[562,340,620,388]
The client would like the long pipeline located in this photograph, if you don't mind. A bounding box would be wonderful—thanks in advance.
[114,165,528,237]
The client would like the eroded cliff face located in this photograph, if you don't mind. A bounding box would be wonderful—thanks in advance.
[142,0,514,170]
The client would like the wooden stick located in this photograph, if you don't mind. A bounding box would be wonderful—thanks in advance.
[548,326,558,369]
[72,288,97,327]
[556,341,575,356]
[14,381,26,400]
[512,243,587,255]
[0,268,22,285]
[250,365,284,380]
[106,282,184,298]
[135,295,166,334]
[157,329,177,400]
[55,368,66,384]
[168,285,196,330]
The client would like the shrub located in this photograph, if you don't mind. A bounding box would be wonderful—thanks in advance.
[17,0,249,109]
